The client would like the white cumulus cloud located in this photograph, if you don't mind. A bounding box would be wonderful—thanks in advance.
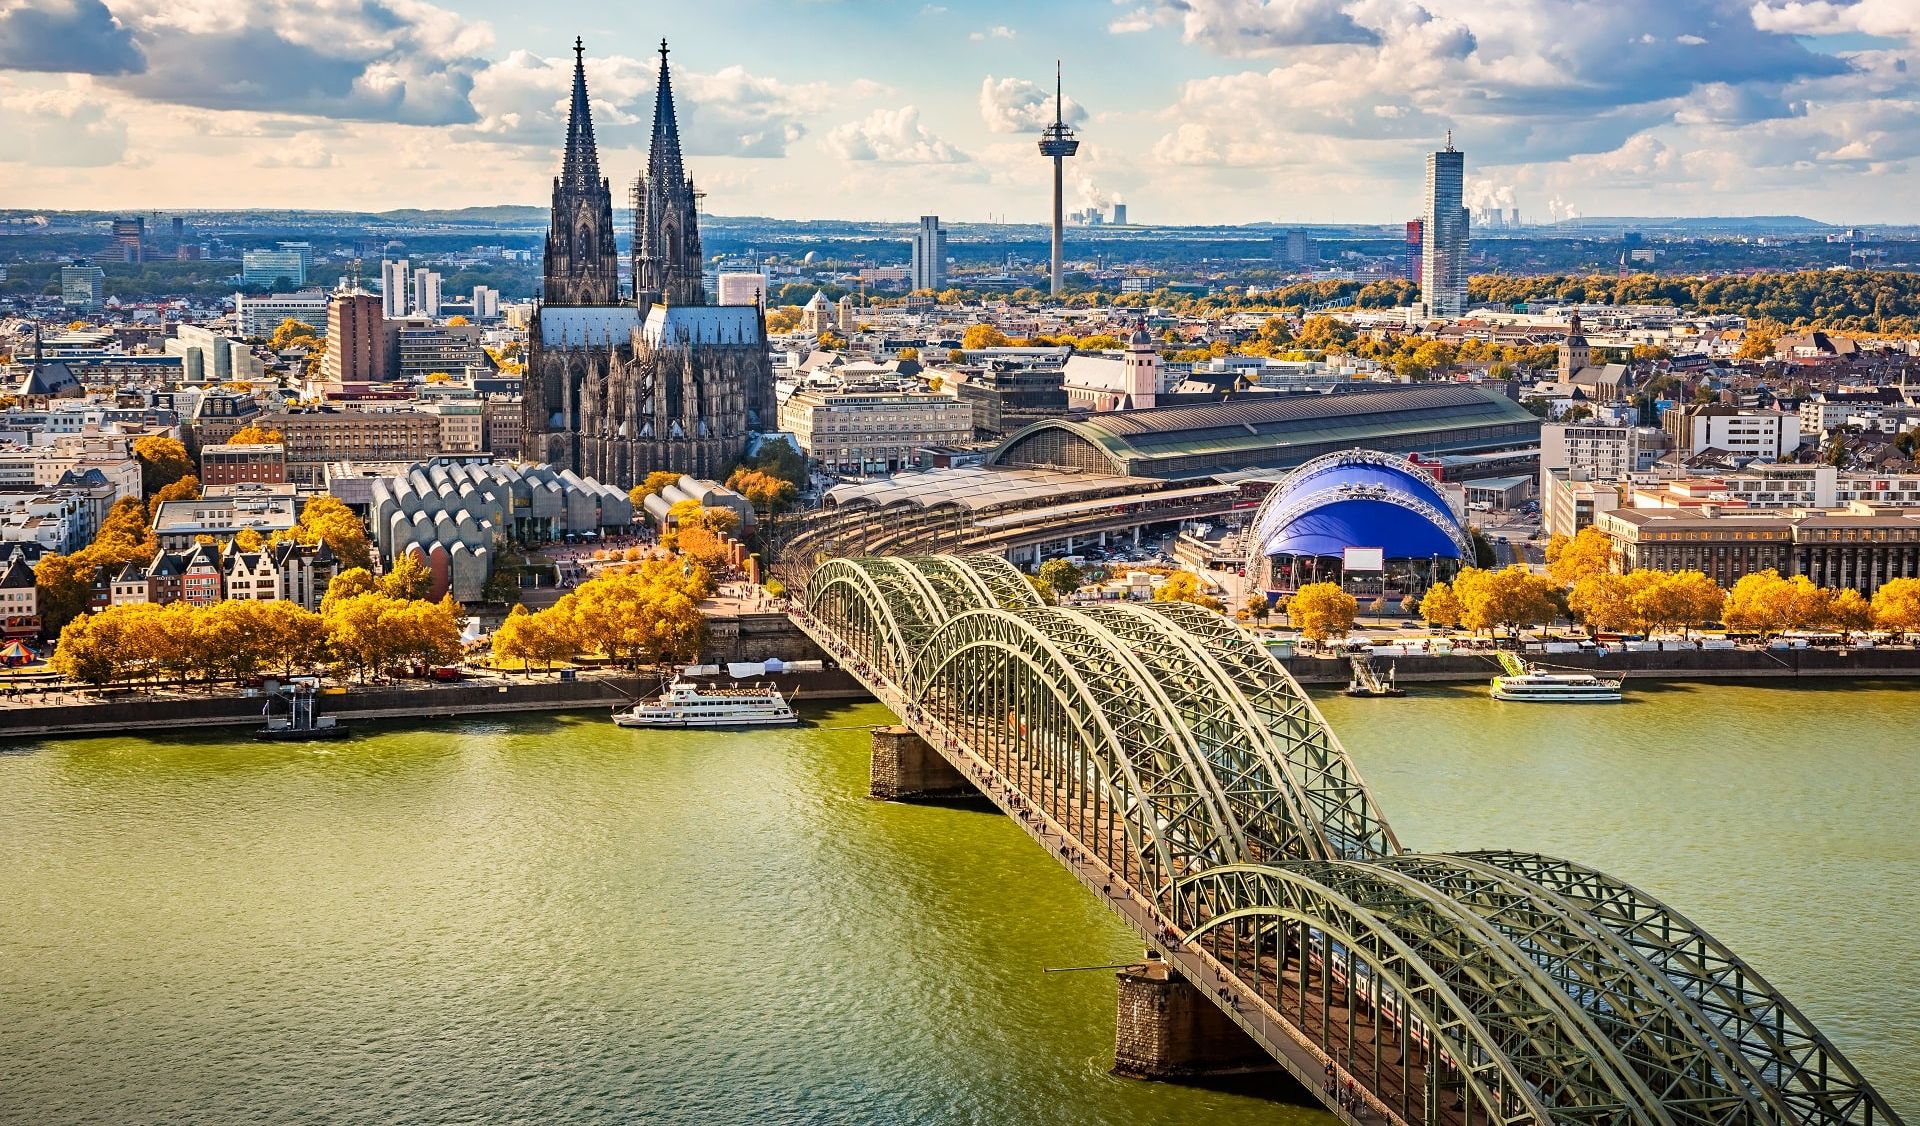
[979,74,1088,133]
[826,105,967,163]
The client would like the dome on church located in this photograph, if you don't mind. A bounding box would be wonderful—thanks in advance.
[1129,320,1153,346]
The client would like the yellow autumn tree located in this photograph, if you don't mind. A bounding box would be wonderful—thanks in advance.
[1418,581,1462,631]
[961,323,1011,350]
[1287,582,1358,643]
[226,424,284,445]
[379,552,434,601]
[1454,566,1559,637]
[1871,577,1920,639]
[1545,526,1613,587]
[279,495,372,571]
[1151,570,1223,612]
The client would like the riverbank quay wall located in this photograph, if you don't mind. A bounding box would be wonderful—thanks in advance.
[0,667,873,741]
[1277,645,1920,684]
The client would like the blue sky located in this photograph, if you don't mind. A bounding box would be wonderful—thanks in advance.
[0,0,1914,224]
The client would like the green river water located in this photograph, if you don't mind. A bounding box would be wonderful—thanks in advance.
[2,681,1917,1124]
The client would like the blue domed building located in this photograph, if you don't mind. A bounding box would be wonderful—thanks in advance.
[1246,450,1471,600]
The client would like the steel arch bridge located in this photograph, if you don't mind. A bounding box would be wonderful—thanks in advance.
[794,554,1901,1126]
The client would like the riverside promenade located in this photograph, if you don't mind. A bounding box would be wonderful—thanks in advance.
[1276,643,1920,685]
[0,667,873,741]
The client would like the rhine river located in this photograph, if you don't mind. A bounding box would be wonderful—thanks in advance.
[2,682,1917,1124]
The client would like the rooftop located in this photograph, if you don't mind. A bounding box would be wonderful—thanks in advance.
[990,385,1540,478]
[827,465,1159,512]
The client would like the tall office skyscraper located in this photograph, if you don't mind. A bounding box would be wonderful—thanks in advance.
[381,259,411,318]
[110,218,145,263]
[1420,133,1468,319]
[1036,62,1079,298]
[910,215,947,292]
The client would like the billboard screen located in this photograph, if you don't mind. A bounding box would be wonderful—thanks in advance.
[1343,547,1386,572]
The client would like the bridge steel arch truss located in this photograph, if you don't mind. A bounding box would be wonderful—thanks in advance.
[801,555,1900,1126]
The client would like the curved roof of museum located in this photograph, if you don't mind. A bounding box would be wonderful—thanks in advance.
[1253,451,1467,561]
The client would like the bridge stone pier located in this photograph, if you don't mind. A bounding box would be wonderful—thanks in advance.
[794,553,1903,1126]
[869,725,971,800]
[1114,960,1273,1080]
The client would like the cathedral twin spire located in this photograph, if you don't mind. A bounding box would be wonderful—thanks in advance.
[541,37,620,306]
[541,37,704,310]
[634,38,705,309]
[561,38,603,192]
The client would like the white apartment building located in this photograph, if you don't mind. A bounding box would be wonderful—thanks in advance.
[472,285,501,320]
[381,259,411,318]
[1797,390,1902,435]
[167,324,264,383]
[778,380,974,475]
[1665,405,1801,461]
[1540,422,1638,496]
[235,291,329,339]
[1705,463,1920,509]
[1542,468,1621,539]
[412,268,443,318]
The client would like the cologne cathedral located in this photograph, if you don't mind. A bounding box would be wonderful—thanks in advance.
[523,40,773,485]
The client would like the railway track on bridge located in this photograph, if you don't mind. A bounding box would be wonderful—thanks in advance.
[792,553,1903,1126]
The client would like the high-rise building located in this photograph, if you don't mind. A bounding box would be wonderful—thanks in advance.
[1420,134,1468,319]
[110,218,145,263]
[1281,229,1314,265]
[472,286,501,320]
[277,242,315,274]
[242,249,308,289]
[1405,220,1423,284]
[412,268,442,317]
[716,271,769,307]
[909,215,947,292]
[380,259,411,318]
[60,262,105,310]
[322,291,391,386]
[1036,62,1079,298]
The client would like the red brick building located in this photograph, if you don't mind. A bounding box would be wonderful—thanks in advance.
[200,442,288,487]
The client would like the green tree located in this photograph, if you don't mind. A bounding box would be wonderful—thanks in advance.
[1036,558,1084,598]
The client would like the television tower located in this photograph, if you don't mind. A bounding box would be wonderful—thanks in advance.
[1036,61,1079,299]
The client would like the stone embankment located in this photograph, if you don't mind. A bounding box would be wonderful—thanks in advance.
[1278,645,1920,684]
[0,668,874,741]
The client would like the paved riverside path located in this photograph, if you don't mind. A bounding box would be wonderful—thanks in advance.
[790,608,1402,1126]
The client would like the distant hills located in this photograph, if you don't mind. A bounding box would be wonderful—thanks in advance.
[1553,215,1834,232]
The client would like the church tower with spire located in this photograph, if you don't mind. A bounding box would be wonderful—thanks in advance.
[633,40,706,309]
[542,38,621,306]
[525,36,771,487]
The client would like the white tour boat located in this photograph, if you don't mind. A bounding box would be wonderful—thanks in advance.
[1490,652,1624,703]
[613,680,798,728]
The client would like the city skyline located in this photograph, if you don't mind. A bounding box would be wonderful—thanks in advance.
[0,0,1914,224]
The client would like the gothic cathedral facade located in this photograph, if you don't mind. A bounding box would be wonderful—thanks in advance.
[523,40,773,486]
